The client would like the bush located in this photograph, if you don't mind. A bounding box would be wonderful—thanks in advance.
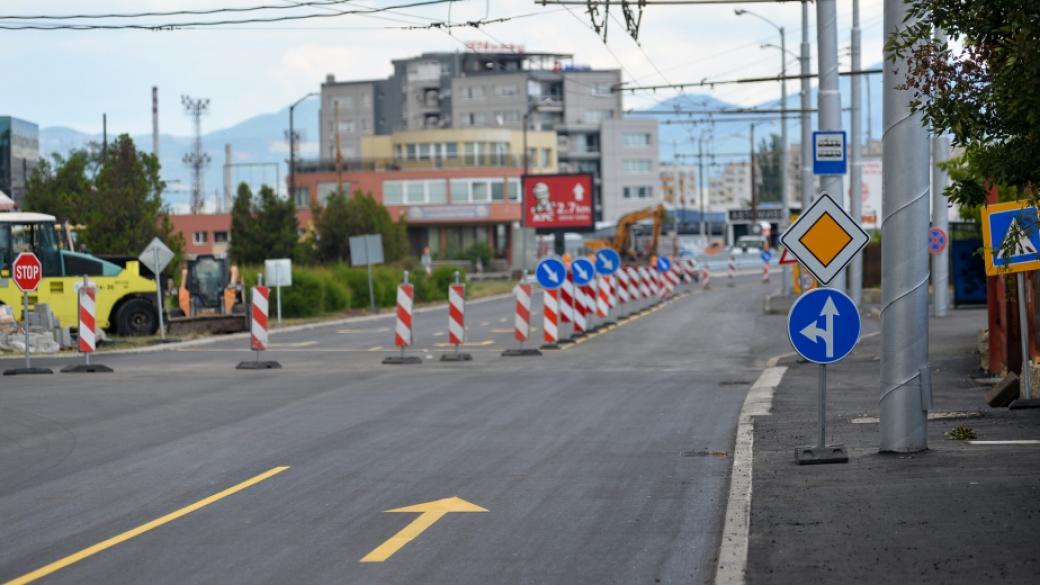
[464,242,492,268]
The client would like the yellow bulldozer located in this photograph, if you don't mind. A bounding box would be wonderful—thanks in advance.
[585,204,667,260]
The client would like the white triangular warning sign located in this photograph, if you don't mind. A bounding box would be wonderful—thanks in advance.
[1002,217,1038,256]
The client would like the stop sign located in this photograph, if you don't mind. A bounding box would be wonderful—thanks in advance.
[12,252,43,292]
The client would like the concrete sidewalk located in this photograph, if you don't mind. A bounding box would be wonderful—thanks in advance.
[746,307,1040,584]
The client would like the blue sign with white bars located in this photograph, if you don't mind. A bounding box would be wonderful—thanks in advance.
[787,288,860,364]
[535,257,567,289]
[595,248,621,275]
[656,256,672,273]
[812,130,847,175]
[571,257,595,285]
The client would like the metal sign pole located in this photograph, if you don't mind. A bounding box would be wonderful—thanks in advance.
[23,290,31,370]
[366,239,376,314]
[818,364,827,449]
[275,264,282,325]
[1018,272,1032,399]
[153,247,166,341]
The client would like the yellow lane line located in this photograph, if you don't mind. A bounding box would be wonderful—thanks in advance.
[5,466,290,585]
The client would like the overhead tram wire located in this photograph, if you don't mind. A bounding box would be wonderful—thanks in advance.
[615,68,884,93]
[0,0,360,20]
[0,0,459,30]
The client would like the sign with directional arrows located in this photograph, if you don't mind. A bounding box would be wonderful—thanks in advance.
[536,257,567,289]
[787,287,860,364]
[594,248,620,275]
[360,497,488,563]
[655,256,671,273]
[571,257,595,286]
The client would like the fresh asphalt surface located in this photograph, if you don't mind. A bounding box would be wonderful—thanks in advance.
[0,274,787,585]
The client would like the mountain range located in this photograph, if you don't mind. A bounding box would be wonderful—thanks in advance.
[39,66,884,212]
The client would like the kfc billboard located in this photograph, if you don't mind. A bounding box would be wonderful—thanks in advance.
[523,174,595,231]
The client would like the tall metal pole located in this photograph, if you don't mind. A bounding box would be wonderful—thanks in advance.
[816,0,845,292]
[849,0,864,305]
[779,26,791,295]
[289,104,296,198]
[522,107,530,271]
[698,136,706,242]
[154,247,166,341]
[152,87,160,160]
[880,0,930,452]
[1017,273,1032,400]
[750,124,757,225]
[800,1,812,212]
[931,30,950,318]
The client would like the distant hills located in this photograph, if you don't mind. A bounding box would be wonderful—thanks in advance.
[40,66,883,212]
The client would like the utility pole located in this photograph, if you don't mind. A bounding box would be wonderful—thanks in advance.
[800,1,812,212]
[223,144,232,212]
[779,25,791,295]
[102,113,108,159]
[816,0,845,292]
[880,0,930,452]
[698,136,707,243]
[849,0,864,305]
[749,123,757,226]
[152,87,159,160]
[288,92,317,202]
[932,30,950,317]
[181,95,211,215]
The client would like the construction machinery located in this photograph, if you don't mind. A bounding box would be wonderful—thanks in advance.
[586,204,667,260]
[0,212,159,336]
[168,255,247,336]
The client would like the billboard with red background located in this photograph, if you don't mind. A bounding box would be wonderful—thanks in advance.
[522,174,595,231]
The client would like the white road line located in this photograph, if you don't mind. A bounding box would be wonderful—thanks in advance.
[714,365,788,585]
[968,440,1040,445]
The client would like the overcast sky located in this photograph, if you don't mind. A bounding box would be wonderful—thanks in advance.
[4,0,885,136]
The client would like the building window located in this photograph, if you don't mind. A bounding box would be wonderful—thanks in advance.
[591,82,612,96]
[581,109,613,124]
[334,96,353,109]
[316,182,347,205]
[213,231,230,243]
[450,177,514,203]
[293,187,310,209]
[495,111,520,125]
[337,119,354,134]
[465,86,485,99]
[540,148,552,169]
[192,231,208,245]
[622,132,651,146]
[623,186,653,199]
[622,159,652,173]
[495,84,519,97]
[383,180,447,205]
[445,142,458,159]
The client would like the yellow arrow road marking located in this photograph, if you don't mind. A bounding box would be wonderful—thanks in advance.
[360,497,487,563]
[5,466,289,585]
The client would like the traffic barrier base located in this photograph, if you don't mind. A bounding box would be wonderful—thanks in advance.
[236,359,282,370]
[3,367,53,376]
[383,354,423,364]
[440,351,472,362]
[61,363,114,373]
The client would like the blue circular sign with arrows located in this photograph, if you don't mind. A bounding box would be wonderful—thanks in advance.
[594,248,621,275]
[535,257,567,289]
[571,257,595,285]
[656,256,672,273]
[787,288,861,364]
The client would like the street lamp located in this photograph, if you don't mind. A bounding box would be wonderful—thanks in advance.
[288,92,318,201]
[737,8,791,294]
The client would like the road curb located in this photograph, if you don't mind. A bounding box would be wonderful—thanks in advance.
[714,364,788,585]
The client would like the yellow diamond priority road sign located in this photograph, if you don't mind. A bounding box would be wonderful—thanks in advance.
[780,193,869,285]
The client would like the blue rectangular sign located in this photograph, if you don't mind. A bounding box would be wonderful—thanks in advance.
[812,130,847,175]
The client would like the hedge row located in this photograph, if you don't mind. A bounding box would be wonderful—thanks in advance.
[238,263,466,318]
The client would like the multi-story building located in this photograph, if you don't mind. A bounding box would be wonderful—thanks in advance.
[317,46,659,223]
[0,116,39,206]
[709,161,750,210]
[658,163,697,208]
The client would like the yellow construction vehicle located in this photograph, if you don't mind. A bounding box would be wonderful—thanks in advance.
[586,204,667,260]
[0,212,160,336]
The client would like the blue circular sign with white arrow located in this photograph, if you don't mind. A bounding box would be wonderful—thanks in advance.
[571,257,595,285]
[656,256,672,273]
[594,248,621,275]
[535,257,567,289]
[787,287,861,364]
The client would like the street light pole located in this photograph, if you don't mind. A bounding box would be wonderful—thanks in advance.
[849,0,864,306]
[288,92,317,200]
[800,1,812,212]
[816,0,846,292]
[737,8,791,294]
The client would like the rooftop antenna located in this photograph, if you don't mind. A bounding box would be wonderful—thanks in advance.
[181,95,211,214]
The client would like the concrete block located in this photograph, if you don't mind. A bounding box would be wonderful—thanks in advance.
[986,373,1020,407]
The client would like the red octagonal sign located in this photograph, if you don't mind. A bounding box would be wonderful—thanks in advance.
[12,252,43,292]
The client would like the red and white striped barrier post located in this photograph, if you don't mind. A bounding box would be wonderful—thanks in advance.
[63,278,113,373]
[560,270,575,342]
[680,259,692,285]
[638,266,652,309]
[596,276,610,320]
[616,268,631,316]
[383,271,421,364]
[441,271,472,361]
[573,281,589,336]
[728,254,737,287]
[238,277,281,369]
[542,288,560,349]
[503,278,542,356]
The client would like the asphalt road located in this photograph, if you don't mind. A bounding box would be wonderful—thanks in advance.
[0,274,787,585]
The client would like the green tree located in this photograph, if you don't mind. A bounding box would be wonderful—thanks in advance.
[228,182,299,264]
[313,190,411,263]
[77,135,182,260]
[755,133,784,204]
[887,1,1040,207]
[24,149,99,224]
